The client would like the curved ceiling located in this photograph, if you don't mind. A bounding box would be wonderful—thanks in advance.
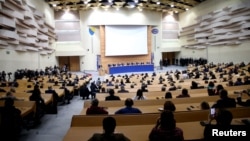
[45,0,207,13]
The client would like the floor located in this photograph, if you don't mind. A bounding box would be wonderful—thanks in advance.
[19,65,187,141]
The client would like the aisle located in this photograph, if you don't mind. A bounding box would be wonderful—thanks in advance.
[19,95,84,141]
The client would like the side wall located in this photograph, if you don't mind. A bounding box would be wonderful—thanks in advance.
[178,0,250,64]
[0,0,56,76]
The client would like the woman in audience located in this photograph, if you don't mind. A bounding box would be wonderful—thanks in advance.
[133,89,147,100]
[88,116,130,141]
[149,110,184,141]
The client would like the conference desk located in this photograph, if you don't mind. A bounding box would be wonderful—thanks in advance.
[109,64,154,74]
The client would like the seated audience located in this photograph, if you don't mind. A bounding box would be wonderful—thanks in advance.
[207,81,216,96]
[0,98,23,141]
[86,99,108,115]
[115,98,142,114]
[168,82,177,91]
[141,84,148,92]
[236,90,250,106]
[212,89,236,108]
[163,101,176,112]
[202,109,249,141]
[105,89,121,101]
[165,91,173,99]
[176,88,190,98]
[133,89,147,100]
[200,101,210,110]
[149,110,184,141]
[88,116,130,141]
[117,85,129,93]
[45,86,59,114]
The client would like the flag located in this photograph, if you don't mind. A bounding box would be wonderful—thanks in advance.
[89,27,95,36]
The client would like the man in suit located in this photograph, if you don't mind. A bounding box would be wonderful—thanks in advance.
[45,86,59,113]
[105,89,121,101]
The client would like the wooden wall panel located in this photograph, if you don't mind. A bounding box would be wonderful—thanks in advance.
[69,56,80,71]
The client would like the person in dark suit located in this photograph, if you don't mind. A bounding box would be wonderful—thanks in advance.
[0,98,22,141]
[105,89,121,101]
[176,88,190,98]
[45,86,59,114]
[88,116,130,141]
[212,89,236,108]
[236,90,250,107]
[80,82,90,100]
[117,85,129,93]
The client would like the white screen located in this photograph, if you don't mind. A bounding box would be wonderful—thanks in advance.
[105,25,148,56]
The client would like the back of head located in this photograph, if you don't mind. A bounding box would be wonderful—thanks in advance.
[165,91,172,99]
[160,110,176,129]
[219,89,228,99]
[182,88,188,95]
[215,109,233,126]
[109,89,115,96]
[4,98,14,107]
[200,101,210,110]
[103,116,116,134]
[164,101,176,112]
[91,99,99,106]
[125,98,134,107]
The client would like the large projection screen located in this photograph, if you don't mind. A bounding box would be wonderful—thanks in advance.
[105,25,148,56]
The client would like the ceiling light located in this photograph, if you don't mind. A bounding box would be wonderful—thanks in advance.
[156,2,160,5]
[185,8,189,11]
[52,4,56,7]
[170,4,174,7]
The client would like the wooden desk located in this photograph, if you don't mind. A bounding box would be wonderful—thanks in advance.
[0,100,36,117]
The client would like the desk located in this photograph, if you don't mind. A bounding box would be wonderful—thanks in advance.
[109,64,154,74]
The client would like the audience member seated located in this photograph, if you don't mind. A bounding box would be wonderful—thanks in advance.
[88,116,130,141]
[163,101,176,112]
[211,89,236,108]
[234,78,243,86]
[176,88,190,98]
[190,81,204,89]
[115,98,142,114]
[149,110,184,141]
[200,101,210,110]
[202,109,249,141]
[161,85,166,91]
[165,91,173,99]
[106,81,114,86]
[86,99,108,115]
[236,90,250,106]
[168,82,177,91]
[133,89,147,100]
[117,85,129,93]
[105,89,121,101]
[60,83,72,104]
[0,98,23,141]
[214,84,224,95]
[207,81,216,96]
[45,86,59,114]
[0,91,24,101]
[243,76,250,85]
